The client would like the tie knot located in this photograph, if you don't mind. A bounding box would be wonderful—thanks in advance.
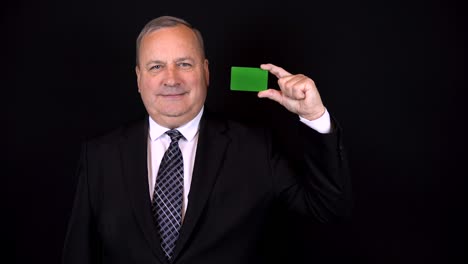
[165,129,183,143]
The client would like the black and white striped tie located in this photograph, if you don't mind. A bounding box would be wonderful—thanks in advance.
[152,129,184,260]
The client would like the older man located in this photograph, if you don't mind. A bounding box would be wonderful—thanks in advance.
[63,15,350,264]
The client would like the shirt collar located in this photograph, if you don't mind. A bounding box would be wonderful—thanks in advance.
[148,106,204,142]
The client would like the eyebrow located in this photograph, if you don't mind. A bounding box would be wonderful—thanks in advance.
[145,57,195,67]
[145,60,164,68]
[175,57,195,63]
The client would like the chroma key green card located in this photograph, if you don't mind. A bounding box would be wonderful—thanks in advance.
[230,66,268,92]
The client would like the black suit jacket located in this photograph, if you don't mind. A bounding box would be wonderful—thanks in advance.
[62,109,350,264]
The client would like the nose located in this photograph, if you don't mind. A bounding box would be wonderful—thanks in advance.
[163,65,180,87]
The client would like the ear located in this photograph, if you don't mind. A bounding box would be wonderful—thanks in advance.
[135,66,141,92]
[204,59,210,87]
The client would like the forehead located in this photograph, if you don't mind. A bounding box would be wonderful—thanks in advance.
[139,25,202,60]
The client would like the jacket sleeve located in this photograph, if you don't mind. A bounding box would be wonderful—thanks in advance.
[271,116,352,223]
[62,142,101,264]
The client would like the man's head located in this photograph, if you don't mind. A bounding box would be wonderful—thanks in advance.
[135,16,209,128]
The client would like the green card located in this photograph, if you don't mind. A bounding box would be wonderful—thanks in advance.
[230,66,268,92]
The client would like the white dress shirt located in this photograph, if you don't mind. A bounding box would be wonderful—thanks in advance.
[147,106,332,220]
[147,107,203,220]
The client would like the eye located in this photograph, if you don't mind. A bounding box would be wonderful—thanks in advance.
[178,62,192,68]
[149,65,163,70]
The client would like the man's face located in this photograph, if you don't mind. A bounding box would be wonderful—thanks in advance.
[136,25,209,128]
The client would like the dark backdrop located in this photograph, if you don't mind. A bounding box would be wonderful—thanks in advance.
[4,0,466,263]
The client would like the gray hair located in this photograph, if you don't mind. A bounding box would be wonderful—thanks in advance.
[135,15,205,66]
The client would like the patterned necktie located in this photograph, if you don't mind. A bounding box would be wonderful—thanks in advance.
[152,129,184,260]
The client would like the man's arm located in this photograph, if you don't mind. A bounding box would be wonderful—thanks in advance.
[62,142,100,264]
[259,63,351,221]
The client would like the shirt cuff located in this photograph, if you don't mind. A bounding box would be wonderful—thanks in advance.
[299,108,332,134]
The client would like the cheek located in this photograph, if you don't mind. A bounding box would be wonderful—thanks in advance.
[140,77,155,90]
[139,81,156,103]
[193,87,207,104]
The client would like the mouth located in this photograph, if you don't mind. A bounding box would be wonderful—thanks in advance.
[159,91,188,99]
[157,86,188,98]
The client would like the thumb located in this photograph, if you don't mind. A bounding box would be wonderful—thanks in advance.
[258,89,283,104]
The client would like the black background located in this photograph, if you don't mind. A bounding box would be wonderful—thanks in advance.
[4,0,467,263]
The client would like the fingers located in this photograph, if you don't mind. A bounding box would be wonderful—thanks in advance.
[260,63,291,79]
[282,74,317,101]
[257,89,283,104]
[258,63,323,118]
[261,63,313,99]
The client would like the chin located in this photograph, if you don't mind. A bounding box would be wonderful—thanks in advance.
[159,107,191,118]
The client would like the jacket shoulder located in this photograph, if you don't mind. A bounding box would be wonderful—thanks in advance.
[84,116,147,147]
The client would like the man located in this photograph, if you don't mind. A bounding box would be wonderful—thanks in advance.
[62,15,350,264]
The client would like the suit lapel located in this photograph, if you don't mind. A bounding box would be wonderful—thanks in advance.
[119,118,168,264]
[172,112,230,261]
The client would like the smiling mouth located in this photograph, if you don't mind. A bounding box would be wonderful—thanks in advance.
[159,92,188,98]
[157,86,188,98]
